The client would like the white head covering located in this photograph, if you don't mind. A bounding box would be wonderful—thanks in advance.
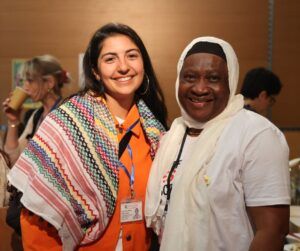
[175,36,240,129]
[146,36,244,250]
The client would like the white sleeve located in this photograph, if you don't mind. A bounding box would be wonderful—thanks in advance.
[242,127,290,207]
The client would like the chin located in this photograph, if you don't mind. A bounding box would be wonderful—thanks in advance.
[187,111,212,123]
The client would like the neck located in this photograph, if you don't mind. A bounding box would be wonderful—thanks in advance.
[244,98,267,116]
[42,93,60,114]
[105,94,134,119]
[187,127,202,137]
[244,98,255,106]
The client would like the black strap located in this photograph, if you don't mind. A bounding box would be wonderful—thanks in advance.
[26,97,61,140]
[118,131,133,159]
[118,118,140,159]
[164,128,188,212]
[26,107,44,140]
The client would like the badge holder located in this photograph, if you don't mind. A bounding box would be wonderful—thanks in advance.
[120,188,143,223]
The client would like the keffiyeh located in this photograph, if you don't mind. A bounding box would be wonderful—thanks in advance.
[8,93,164,250]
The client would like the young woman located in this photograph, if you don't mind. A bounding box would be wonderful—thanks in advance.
[8,23,167,250]
[146,37,290,251]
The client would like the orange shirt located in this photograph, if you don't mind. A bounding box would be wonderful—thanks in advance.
[20,104,152,251]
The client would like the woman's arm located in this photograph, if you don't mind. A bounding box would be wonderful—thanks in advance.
[247,205,289,251]
[2,96,21,151]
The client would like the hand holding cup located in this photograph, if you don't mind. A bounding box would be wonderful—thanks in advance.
[2,87,29,123]
[8,87,29,111]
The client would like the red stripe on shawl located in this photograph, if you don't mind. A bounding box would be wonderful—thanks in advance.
[40,122,98,208]
[34,133,96,221]
[31,177,82,242]
[14,157,82,243]
[14,157,36,182]
[41,121,106,231]
[51,109,119,178]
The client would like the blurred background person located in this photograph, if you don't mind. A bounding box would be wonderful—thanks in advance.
[0,144,10,207]
[2,54,71,165]
[7,23,167,250]
[240,67,282,117]
[2,54,70,237]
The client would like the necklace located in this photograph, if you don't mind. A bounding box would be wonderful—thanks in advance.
[186,127,202,137]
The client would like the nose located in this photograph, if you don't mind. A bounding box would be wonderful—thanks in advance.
[192,78,209,94]
[22,80,29,89]
[117,58,130,74]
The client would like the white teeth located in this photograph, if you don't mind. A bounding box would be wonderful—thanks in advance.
[117,76,131,82]
[191,98,203,102]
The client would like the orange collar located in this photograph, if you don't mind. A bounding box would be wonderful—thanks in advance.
[115,104,141,137]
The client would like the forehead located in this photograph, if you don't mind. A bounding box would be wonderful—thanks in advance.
[100,34,139,54]
[182,53,227,71]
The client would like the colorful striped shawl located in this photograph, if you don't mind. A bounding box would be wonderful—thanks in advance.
[8,93,165,250]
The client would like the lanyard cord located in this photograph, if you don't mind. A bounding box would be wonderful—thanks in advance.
[119,118,140,198]
[164,128,188,212]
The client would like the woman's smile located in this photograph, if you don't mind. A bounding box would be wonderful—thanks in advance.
[179,53,229,122]
[96,34,144,103]
[113,75,134,83]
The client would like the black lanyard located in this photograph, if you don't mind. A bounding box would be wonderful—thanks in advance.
[164,128,188,213]
[118,118,140,198]
[118,118,139,159]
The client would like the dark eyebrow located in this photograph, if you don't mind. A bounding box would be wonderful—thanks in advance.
[126,48,140,53]
[100,48,140,59]
[100,52,117,59]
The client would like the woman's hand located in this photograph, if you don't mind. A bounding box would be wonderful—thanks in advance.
[2,94,22,124]
[3,93,23,156]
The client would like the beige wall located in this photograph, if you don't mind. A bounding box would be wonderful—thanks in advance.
[272,0,300,127]
[0,0,270,124]
[0,0,299,155]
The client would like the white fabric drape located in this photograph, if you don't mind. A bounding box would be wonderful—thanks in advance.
[145,36,244,251]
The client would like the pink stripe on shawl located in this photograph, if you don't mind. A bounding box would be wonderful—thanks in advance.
[41,120,107,232]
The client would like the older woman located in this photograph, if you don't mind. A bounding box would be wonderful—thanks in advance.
[146,37,290,250]
[8,23,167,251]
[3,54,70,236]
[3,55,71,165]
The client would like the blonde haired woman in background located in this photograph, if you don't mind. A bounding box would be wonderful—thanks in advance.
[2,54,70,236]
[2,54,71,165]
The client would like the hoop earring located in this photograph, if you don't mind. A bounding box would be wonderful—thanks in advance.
[140,74,149,96]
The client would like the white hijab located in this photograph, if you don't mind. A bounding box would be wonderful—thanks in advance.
[176,36,241,129]
[145,36,244,250]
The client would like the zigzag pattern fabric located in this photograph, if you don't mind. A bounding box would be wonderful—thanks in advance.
[11,93,165,249]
